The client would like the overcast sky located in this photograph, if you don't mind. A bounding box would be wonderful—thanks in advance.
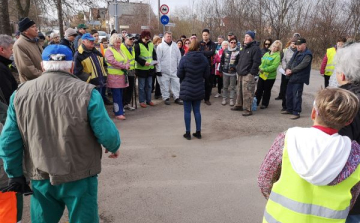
[148,0,191,15]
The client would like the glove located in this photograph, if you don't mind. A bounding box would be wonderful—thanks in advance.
[156,72,162,77]
[2,176,33,196]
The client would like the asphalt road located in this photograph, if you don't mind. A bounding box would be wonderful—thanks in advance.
[22,69,324,223]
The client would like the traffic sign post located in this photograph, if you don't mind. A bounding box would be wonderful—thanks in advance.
[160,15,170,33]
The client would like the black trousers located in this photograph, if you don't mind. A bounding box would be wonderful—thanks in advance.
[123,76,135,105]
[152,75,161,97]
[215,75,223,94]
[281,77,290,109]
[204,72,214,101]
[278,74,288,99]
[324,75,330,88]
[255,78,276,107]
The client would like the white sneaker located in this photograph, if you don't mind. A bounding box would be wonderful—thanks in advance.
[124,104,135,111]
[222,98,227,105]
[214,93,221,98]
[229,99,234,106]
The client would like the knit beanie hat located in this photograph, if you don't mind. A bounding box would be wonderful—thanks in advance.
[18,17,35,32]
[245,30,255,40]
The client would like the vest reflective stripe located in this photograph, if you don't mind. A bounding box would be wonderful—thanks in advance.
[263,209,279,223]
[325,47,336,76]
[269,191,349,219]
[263,134,360,223]
[135,42,154,70]
[121,43,135,70]
[106,47,126,76]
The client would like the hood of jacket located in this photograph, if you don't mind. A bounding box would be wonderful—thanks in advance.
[286,127,352,186]
[186,51,206,64]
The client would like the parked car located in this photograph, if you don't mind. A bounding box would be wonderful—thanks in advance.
[98,31,107,42]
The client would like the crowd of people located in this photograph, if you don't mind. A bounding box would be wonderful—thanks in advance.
[1,16,360,223]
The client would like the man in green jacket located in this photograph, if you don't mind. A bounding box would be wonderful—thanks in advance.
[0,45,121,223]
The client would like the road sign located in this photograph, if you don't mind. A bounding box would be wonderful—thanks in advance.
[160,4,169,15]
[160,15,170,25]
[165,23,176,27]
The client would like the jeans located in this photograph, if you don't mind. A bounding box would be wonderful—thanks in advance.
[255,78,276,107]
[183,100,201,132]
[346,215,360,223]
[138,76,152,103]
[111,88,124,116]
[222,75,237,99]
[286,83,304,115]
[96,87,111,103]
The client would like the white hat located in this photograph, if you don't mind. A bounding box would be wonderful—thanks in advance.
[50,32,59,39]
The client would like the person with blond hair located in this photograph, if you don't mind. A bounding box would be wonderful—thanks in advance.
[255,40,282,109]
[105,34,130,120]
[259,87,360,223]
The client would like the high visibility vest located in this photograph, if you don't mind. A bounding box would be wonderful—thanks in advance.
[325,47,336,76]
[105,47,126,76]
[263,136,360,223]
[0,192,17,222]
[121,43,135,70]
[135,42,154,70]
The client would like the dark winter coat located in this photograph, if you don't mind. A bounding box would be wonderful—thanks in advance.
[177,51,210,101]
[236,41,262,76]
[60,38,75,55]
[134,39,157,78]
[339,82,360,215]
[0,55,18,105]
[286,48,313,85]
[199,40,216,67]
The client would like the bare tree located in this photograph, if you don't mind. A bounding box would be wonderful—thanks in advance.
[0,0,11,35]
[262,0,298,40]
[15,0,31,19]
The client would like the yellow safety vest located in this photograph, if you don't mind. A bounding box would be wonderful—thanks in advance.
[263,136,360,223]
[105,47,127,76]
[135,42,154,70]
[325,47,336,76]
[120,43,135,70]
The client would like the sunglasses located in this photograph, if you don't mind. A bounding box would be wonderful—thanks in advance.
[265,43,270,46]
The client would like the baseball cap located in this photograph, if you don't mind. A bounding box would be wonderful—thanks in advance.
[125,34,134,39]
[42,45,73,61]
[295,38,306,45]
[81,33,95,41]
[77,24,88,29]
[228,32,234,36]
[65,28,77,37]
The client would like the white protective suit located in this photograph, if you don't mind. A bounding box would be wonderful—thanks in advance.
[156,39,182,100]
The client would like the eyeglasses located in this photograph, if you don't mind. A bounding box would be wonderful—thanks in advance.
[230,42,236,44]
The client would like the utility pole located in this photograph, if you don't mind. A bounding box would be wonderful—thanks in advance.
[114,0,118,32]
[158,0,160,31]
